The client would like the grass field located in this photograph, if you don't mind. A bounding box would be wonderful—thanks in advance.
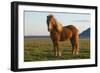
[24,37,90,62]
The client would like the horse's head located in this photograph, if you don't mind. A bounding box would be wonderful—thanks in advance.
[47,14,56,32]
[47,14,63,32]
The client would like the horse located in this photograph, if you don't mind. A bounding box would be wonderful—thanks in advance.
[46,14,79,57]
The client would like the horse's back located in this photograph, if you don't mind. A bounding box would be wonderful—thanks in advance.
[64,25,78,31]
[63,25,79,39]
[63,25,78,34]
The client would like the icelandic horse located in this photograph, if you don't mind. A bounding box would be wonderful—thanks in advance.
[46,14,79,56]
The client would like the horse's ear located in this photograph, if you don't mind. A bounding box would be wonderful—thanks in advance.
[56,22,63,32]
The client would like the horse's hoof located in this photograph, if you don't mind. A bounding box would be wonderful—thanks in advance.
[55,54,58,57]
[76,52,79,55]
[58,53,62,57]
[58,55,61,57]
[72,52,75,55]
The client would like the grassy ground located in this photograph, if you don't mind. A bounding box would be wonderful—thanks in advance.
[24,37,90,62]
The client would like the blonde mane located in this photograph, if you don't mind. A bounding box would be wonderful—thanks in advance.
[56,21,63,32]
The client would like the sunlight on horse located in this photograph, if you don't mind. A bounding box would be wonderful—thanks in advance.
[47,14,79,57]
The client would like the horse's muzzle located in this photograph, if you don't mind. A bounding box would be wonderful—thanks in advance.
[48,28,51,32]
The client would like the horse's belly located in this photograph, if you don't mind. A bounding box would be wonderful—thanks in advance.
[60,38,66,41]
[60,32,67,41]
[60,29,72,41]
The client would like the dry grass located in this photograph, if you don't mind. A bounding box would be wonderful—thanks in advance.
[24,37,90,62]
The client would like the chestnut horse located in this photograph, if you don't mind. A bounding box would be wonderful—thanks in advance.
[46,14,79,57]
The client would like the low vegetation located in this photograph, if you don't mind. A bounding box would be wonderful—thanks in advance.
[24,37,90,62]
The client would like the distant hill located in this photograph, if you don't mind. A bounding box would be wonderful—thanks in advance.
[24,36,49,38]
[79,28,90,39]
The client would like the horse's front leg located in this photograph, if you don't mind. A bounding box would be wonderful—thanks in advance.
[53,41,61,57]
[53,44,58,56]
[56,42,62,57]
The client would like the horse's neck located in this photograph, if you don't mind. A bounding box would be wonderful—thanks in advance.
[56,22,63,32]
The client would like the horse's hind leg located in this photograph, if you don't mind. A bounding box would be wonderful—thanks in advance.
[75,35,79,55]
[70,38,75,55]
[75,42,79,55]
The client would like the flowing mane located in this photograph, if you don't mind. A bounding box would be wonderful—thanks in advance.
[56,21,63,32]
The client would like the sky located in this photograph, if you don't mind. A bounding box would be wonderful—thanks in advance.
[24,11,91,36]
